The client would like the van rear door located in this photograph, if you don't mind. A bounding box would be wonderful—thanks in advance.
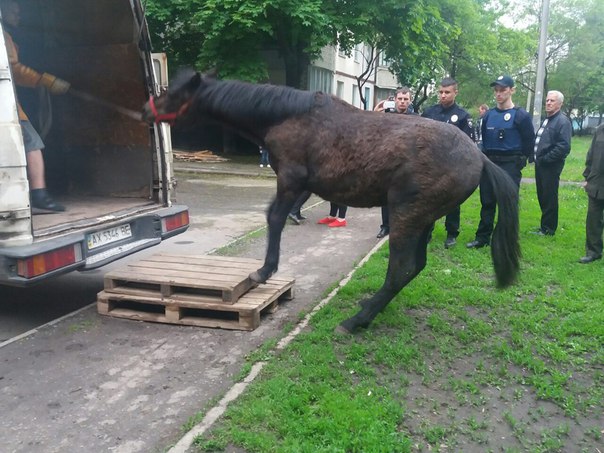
[0,26,32,247]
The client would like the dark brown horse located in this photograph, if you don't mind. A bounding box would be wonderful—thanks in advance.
[142,69,520,333]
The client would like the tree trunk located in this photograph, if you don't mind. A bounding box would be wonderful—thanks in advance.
[283,49,310,89]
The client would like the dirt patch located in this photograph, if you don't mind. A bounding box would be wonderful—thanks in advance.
[369,307,603,452]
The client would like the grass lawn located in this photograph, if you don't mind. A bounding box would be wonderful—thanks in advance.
[190,135,602,453]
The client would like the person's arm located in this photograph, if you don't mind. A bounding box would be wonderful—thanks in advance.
[480,111,489,150]
[4,31,70,94]
[583,132,596,180]
[4,31,41,88]
[373,100,385,112]
[541,116,572,163]
[459,112,473,138]
[517,109,536,159]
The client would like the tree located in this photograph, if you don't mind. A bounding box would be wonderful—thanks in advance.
[500,0,604,127]
[144,0,205,71]
[546,0,604,130]
[145,0,454,90]
[396,0,534,112]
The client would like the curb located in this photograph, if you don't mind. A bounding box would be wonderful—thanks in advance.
[173,165,277,179]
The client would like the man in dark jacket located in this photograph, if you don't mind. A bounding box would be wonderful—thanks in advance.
[374,87,416,239]
[579,124,604,263]
[422,77,473,248]
[533,90,572,235]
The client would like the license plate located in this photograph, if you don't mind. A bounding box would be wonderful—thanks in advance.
[87,224,132,250]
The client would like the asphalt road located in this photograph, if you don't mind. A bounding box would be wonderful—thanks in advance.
[0,166,383,452]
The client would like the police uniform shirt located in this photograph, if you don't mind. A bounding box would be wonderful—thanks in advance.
[422,103,472,137]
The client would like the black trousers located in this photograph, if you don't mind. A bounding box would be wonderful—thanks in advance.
[328,202,347,218]
[444,206,461,237]
[380,206,389,229]
[535,160,565,234]
[585,195,604,258]
[475,158,523,243]
[290,191,311,215]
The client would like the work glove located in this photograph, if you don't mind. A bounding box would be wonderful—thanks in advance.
[40,73,71,95]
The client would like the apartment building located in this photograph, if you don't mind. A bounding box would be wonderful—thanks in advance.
[309,44,399,110]
[263,43,399,110]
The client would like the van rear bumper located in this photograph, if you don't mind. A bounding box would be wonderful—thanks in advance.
[0,205,189,287]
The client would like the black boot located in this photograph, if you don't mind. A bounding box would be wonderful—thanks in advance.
[31,188,65,213]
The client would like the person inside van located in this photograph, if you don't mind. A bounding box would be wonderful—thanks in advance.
[1,0,70,212]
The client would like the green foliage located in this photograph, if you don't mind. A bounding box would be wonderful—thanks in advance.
[144,0,206,72]
[500,0,604,127]
[144,0,456,89]
[547,0,604,125]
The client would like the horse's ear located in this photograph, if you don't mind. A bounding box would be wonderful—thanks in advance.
[187,72,202,91]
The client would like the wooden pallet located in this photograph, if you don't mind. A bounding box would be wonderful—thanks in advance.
[103,254,263,304]
[98,254,295,330]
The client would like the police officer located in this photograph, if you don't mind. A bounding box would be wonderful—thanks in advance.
[374,87,416,239]
[467,75,535,248]
[422,77,473,248]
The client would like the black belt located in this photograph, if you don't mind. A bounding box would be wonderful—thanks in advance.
[485,153,524,163]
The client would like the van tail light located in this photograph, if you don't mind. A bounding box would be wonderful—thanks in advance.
[162,211,189,233]
[17,244,81,279]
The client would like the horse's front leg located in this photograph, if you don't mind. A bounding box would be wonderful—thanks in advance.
[249,194,297,284]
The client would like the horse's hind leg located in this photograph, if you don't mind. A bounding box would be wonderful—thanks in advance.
[249,192,297,283]
[338,224,431,333]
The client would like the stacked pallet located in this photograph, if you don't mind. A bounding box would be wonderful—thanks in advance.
[97,254,295,330]
[173,149,228,163]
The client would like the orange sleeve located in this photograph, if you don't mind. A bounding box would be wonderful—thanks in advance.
[4,30,44,88]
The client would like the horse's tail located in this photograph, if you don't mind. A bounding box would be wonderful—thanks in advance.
[481,155,521,287]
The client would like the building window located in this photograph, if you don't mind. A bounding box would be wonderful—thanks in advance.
[352,85,358,107]
[364,87,371,110]
[308,66,333,93]
[336,81,344,99]
[354,44,362,63]
[378,51,391,67]
[375,88,392,106]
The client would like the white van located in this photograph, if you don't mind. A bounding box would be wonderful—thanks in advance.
[0,0,188,286]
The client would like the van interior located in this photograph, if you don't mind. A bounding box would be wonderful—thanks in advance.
[6,0,163,237]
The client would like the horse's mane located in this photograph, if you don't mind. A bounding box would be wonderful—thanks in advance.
[197,77,329,125]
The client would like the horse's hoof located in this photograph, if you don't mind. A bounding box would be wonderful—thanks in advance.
[334,324,353,335]
[336,317,362,334]
[249,271,267,284]
[358,299,371,309]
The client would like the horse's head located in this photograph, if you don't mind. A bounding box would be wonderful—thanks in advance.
[142,68,203,125]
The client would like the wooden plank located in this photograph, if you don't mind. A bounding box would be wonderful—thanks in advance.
[125,259,258,275]
[106,267,249,286]
[152,253,262,265]
[139,254,262,269]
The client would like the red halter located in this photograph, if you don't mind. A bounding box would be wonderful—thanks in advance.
[148,96,191,125]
